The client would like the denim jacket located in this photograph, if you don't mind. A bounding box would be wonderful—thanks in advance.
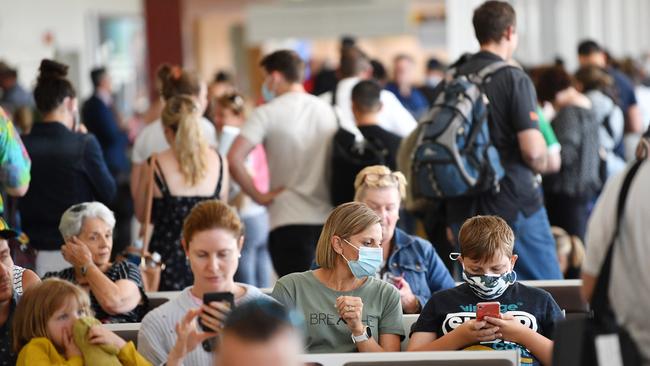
[386,228,455,307]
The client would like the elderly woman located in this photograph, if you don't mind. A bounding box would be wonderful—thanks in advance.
[137,199,272,366]
[354,165,454,313]
[44,202,147,323]
[272,202,404,353]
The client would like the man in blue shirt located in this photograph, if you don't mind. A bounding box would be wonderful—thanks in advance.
[578,40,644,135]
[385,54,429,121]
[81,67,132,256]
[82,67,129,177]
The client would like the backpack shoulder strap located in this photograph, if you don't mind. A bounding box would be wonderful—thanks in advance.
[474,61,511,84]
[330,81,343,128]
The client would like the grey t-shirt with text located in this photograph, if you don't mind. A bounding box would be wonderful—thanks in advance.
[271,270,404,353]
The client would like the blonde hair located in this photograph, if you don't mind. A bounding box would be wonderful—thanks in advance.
[552,226,585,269]
[183,199,243,247]
[162,95,209,186]
[353,165,407,201]
[459,215,514,264]
[13,279,92,352]
[315,202,381,269]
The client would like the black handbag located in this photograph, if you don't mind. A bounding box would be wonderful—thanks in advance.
[552,159,644,366]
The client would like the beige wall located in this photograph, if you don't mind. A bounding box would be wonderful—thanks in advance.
[194,11,242,83]
[184,0,446,96]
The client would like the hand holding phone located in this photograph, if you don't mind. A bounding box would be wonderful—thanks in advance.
[199,292,234,332]
[476,301,501,321]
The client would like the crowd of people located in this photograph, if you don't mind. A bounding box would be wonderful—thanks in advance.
[0,1,649,365]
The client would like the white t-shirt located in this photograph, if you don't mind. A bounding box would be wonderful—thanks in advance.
[320,77,417,138]
[240,92,337,230]
[137,285,271,366]
[131,116,218,164]
[584,161,650,364]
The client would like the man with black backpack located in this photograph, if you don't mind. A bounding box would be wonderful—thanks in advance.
[406,1,561,280]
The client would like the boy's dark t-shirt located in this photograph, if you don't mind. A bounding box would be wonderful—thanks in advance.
[411,282,563,366]
[358,125,402,170]
[446,51,543,225]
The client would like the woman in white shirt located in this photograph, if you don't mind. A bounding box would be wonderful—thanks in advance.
[137,199,272,366]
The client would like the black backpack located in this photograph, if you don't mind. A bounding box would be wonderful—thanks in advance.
[329,85,388,206]
[408,61,508,200]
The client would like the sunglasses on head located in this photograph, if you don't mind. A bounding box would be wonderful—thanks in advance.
[362,172,401,185]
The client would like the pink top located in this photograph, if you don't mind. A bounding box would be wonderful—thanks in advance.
[250,144,269,194]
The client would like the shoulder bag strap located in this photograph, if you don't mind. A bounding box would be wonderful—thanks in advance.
[591,159,644,319]
[215,152,224,197]
[141,154,157,256]
[331,81,342,128]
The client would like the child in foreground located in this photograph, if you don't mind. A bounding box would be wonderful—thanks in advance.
[12,278,150,366]
[407,215,563,366]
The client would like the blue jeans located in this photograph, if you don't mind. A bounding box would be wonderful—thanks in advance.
[234,212,273,288]
[511,207,563,280]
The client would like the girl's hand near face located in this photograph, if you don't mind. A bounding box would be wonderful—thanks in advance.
[62,327,82,359]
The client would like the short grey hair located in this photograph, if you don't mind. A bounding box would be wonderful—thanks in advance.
[59,202,116,240]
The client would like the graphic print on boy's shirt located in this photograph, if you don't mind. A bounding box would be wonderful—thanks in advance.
[442,303,538,364]
[412,282,563,366]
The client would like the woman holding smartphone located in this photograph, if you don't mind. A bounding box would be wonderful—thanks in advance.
[137,199,272,366]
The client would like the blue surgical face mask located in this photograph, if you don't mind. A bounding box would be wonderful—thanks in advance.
[462,268,517,300]
[341,239,382,278]
[261,82,276,102]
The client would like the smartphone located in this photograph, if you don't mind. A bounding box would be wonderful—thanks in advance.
[476,301,501,321]
[199,292,234,331]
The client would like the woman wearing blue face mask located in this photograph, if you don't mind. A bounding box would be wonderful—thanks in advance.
[271,202,404,353]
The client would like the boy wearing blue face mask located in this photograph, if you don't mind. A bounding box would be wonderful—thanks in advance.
[407,215,563,366]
